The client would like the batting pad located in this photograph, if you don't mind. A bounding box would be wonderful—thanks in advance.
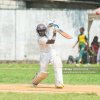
[32,72,48,85]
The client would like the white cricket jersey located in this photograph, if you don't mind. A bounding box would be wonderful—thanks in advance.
[38,36,54,53]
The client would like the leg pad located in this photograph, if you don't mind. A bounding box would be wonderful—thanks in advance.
[32,72,48,85]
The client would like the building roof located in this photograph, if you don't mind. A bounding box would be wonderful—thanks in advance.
[23,0,100,3]
[25,0,100,9]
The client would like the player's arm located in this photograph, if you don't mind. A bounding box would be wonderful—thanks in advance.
[46,30,56,44]
[73,41,78,48]
[73,37,79,48]
[85,36,88,44]
[84,35,89,51]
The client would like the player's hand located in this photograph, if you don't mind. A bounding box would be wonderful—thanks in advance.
[53,30,56,36]
[55,29,59,33]
[53,29,56,33]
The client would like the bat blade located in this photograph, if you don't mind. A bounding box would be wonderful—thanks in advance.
[57,29,72,39]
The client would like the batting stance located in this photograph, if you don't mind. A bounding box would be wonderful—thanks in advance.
[32,24,64,88]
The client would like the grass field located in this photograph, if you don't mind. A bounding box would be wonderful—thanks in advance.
[0,63,100,100]
[0,64,100,85]
[0,92,100,100]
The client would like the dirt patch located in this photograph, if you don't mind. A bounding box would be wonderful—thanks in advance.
[0,84,100,95]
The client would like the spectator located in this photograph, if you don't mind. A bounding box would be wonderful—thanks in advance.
[88,47,96,64]
[91,36,99,63]
[97,42,100,64]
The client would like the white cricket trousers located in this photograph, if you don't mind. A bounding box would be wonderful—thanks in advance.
[39,49,63,86]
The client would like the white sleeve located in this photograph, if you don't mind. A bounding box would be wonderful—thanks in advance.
[39,37,48,44]
[47,27,56,40]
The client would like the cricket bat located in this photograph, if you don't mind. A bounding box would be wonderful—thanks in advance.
[57,29,72,39]
[51,23,72,39]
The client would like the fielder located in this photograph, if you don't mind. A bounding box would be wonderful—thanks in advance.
[73,27,88,63]
[32,23,64,88]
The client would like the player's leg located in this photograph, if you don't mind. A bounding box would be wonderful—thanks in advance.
[32,72,48,86]
[32,53,49,86]
[78,44,86,63]
[39,53,49,72]
[52,55,64,88]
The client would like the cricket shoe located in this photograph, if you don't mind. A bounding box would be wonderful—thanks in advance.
[55,84,64,89]
[75,64,80,67]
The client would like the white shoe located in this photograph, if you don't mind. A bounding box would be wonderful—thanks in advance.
[55,84,64,89]
[75,64,80,67]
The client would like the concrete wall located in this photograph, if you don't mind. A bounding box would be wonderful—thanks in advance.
[0,9,100,61]
[0,0,25,9]
[0,10,15,60]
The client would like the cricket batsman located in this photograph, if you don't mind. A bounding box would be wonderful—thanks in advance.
[32,23,64,88]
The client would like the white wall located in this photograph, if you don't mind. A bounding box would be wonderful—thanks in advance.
[0,10,15,60]
[0,9,100,61]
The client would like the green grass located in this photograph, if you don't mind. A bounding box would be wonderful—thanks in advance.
[0,92,100,100]
[0,64,100,100]
[0,64,100,85]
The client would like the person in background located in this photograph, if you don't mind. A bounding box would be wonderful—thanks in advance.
[88,47,96,64]
[97,42,100,64]
[73,27,88,64]
[91,36,99,63]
